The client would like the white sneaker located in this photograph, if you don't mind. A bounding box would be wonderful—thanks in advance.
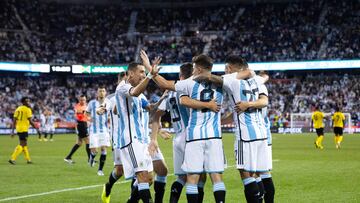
[64,158,74,164]
[97,170,104,176]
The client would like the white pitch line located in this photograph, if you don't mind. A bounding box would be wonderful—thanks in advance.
[0,164,248,202]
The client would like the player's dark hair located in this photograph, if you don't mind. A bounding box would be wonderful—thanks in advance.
[180,63,193,79]
[335,106,340,112]
[21,97,29,104]
[225,55,248,69]
[192,54,213,70]
[80,94,86,98]
[98,84,106,90]
[128,62,143,72]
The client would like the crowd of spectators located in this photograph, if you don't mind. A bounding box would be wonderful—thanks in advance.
[0,0,359,64]
[0,72,359,129]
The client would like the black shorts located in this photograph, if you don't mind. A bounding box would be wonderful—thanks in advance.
[334,127,343,135]
[316,128,324,136]
[18,132,28,141]
[77,121,88,138]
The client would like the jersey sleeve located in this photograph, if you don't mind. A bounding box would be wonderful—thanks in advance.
[141,96,150,109]
[174,79,190,97]
[14,108,19,119]
[27,108,33,119]
[259,84,269,97]
[158,98,168,111]
[222,73,237,92]
[117,83,133,97]
[86,101,92,113]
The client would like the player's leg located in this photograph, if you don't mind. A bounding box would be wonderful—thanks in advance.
[153,159,168,203]
[209,173,225,203]
[18,133,32,163]
[337,127,344,148]
[89,133,98,167]
[318,128,324,148]
[84,136,91,161]
[170,175,186,203]
[102,165,123,203]
[170,133,187,203]
[98,146,107,175]
[9,133,25,164]
[236,139,260,203]
[205,139,226,203]
[186,174,201,203]
[137,171,153,203]
[64,136,82,163]
[102,147,124,203]
[198,173,207,203]
[259,172,275,203]
[182,141,205,203]
[260,143,275,203]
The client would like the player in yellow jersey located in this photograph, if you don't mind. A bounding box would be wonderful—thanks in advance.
[9,97,41,165]
[311,106,325,149]
[332,107,345,149]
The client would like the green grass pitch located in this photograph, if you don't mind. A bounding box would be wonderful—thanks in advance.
[0,133,359,202]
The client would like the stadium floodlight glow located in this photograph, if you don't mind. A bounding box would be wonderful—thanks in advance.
[72,65,127,74]
[157,60,360,73]
[0,62,50,73]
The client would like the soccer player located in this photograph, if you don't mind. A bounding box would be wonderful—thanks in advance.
[102,72,127,203]
[332,107,345,149]
[193,55,270,203]
[43,109,56,141]
[151,62,217,203]
[9,97,41,165]
[115,54,160,203]
[152,54,225,203]
[311,106,325,149]
[87,86,112,176]
[64,95,91,164]
[235,82,275,203]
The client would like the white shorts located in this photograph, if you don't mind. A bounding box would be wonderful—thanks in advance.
[267,145,273,171]
[120,139,153,179]
[173,132,186,175]
[152,147,164,161]
[89,133,111,148]
[45,125,55,134]
[182,138,225,174]
[235,139,269,172]
[113,148,123,166]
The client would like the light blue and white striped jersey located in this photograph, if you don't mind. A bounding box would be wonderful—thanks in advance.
[223,73,267,141]
[114,82,147,149]
[158,91,190,135]
[86,98,111,135]
[107,94,118,148]
[45,115,56,127]
[175,77,224,142]
[139,94,150,143]
[260,85,272,145]
[40,114,46,128]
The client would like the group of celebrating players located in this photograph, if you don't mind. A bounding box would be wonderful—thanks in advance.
[9,50,275,203]
[75,50,275,203]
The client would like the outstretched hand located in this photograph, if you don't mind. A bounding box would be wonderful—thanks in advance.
[140,50,152,72]
[159,129,172,140]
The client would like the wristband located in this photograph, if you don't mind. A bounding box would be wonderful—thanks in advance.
[146,72,153,79]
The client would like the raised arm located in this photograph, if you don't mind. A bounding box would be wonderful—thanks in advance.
[234,95,268,113]
[193,72,224,87]
[180,96,220,112]
[152,75,176,91]
[129,77,152,97]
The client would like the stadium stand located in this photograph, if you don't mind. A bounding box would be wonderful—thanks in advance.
[0,0,359,64]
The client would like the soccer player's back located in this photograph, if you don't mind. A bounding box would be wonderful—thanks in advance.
[332,107,345,149]
[312,107,325,149]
